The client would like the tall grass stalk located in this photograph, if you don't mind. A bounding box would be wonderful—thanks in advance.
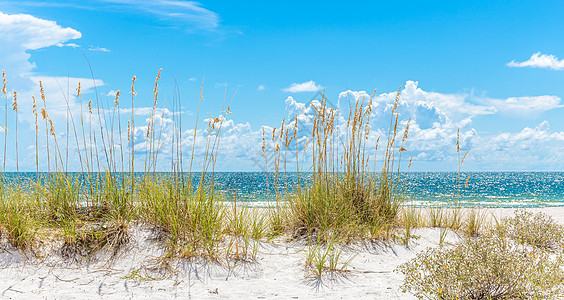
[277,89,409,242]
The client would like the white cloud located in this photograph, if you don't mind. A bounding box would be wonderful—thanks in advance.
[188,77,197,82]
[88,46,110,52]
[507,52,564,70]
[100,0,219,30]
[0,11,82,91]
[107,90,117,97]
[56,42,80,48]
[283,80,323,93]
[0,11,81,50]
[257,85,266,91]
[489,95,562,116]
[360,81,496,124]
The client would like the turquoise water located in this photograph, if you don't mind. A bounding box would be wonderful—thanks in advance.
[4,172,564,208]
[213,172,564,208]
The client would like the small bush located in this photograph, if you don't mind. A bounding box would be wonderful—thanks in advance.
[397,235,564,299]
[492,210,564,252]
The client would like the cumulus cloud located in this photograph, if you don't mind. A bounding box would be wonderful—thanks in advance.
[332,81,564,168]
[0,11,82,90]
[283,80,323,93]
[507,52,564,70]
[0,11,81,50]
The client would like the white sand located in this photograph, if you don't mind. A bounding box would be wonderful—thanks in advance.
[1,207,563,299]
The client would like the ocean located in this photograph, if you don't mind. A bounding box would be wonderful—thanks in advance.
[4,172,564,208]
[212,172,564,208]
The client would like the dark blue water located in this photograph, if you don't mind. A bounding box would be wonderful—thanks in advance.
[4,172,564,208]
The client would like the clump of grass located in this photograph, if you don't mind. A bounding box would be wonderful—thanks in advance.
[0,69,253,266]
[0,186,37,252]
[398,234,564,299]
[138,175,227,261]
[305,235,353,278]
[225,200,267,261]
[276,89,409,242]
[491,210,564,252]
[398,207,425,244]
[427,207,446,228]
[464,208,487,237]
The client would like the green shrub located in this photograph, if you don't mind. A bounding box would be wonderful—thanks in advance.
[492,210,564,252]
[397,235,564,299]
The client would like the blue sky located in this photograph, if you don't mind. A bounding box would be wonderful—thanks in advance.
[1,0,564,171]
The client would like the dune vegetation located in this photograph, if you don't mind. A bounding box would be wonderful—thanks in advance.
[1,69,564,299]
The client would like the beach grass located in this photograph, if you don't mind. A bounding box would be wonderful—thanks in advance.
[1,70,563,298]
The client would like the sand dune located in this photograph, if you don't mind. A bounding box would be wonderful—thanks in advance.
[1,207,563,299]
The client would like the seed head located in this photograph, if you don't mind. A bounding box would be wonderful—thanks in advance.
[402,118,411,142]
[32,96,38,130]
[456,128,460,154]
[114,90,121,107]
[40,81,46,104]
[76,82,81,98]
[1,70,6,95]
[272,127,276,141]
[12,91,17,112]
[49,118,56,137]
[131,75,137,96]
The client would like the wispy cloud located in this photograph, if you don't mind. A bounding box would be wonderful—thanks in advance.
[489,95,563,116]
[257,85,266,91]
[89,46,110,52]
[56,42,80,48]
[1,0,220,31]
[283,80,323,93]
[507,52,564,70]
[100,0,219,30]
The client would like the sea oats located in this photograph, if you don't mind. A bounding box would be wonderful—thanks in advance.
[49,118,56,137]
[12,91,17,112]
[40,81,46,104]
[131,75,137,96]
[402,118,411,142]
[32,96,38,130]
[1,70,6,95]
[76,82,81,98]
[114,90,121,107]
